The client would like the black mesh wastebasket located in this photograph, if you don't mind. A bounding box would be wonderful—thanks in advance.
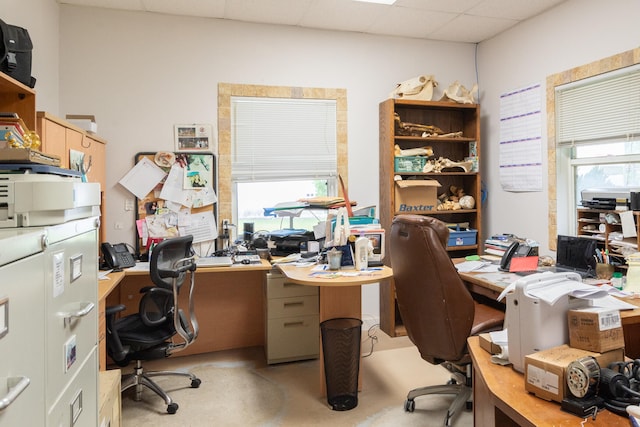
[320,317,363,411]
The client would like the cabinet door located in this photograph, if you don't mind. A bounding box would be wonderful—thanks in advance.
[37,118,68,168]
[86,135,106,190]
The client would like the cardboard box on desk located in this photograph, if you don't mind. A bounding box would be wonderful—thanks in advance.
[394,179,440,213]
[479,333,502,355]
[524,345,624,403]
[568,307,625,353]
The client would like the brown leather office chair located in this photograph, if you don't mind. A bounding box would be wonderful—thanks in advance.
[390,215,504,426]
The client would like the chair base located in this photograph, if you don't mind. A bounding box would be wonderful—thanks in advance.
[121,360,201,414]
[404,369,471,427]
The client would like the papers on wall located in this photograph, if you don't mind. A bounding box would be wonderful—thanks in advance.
[124,152,219,256]
[119,156,167,200]
[499,83,543,192]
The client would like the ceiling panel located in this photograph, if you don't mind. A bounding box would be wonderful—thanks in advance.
[58,0,568,43]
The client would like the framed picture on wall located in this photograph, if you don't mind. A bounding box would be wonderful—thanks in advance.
[174,124,216,154]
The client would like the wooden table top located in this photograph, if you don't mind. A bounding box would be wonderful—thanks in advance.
[468,336,629,426]
[276,263,393,286]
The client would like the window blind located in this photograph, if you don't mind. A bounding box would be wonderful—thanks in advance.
[231,97,337,181]
[556,64,640,146]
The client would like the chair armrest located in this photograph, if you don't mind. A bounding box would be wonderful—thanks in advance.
[105,304,126,317]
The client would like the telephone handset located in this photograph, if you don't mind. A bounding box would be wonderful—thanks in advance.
[499,241,535,271]
[101,242,136,269]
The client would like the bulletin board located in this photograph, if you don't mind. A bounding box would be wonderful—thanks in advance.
[133,151,218,259]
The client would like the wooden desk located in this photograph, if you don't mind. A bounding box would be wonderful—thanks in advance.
[276,264,393,394]
[469,336,628,426]
[98,261,272,370]
[457,266,640,358]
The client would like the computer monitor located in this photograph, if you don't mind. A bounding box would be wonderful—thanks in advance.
[556,235,597,272]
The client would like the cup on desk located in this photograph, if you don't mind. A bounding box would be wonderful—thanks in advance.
[327,248,342,270]
[596,263,614,280]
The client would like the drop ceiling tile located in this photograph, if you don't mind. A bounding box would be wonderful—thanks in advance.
[141,0,226,17]
[427,13,517,43]
[368,6,456,39]
[300,0,389,33]
[467,0,566,20]
[394,0,483,14]
[225,0,314,26]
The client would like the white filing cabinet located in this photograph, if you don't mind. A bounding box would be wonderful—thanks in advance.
[0,217,99,427]
[0,228,47,427]
[265,271,319,364]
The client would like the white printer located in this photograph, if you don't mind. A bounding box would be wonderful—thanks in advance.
[0,171,101,227]
[503,272,606,373]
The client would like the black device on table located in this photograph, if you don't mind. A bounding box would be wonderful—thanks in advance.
[499,241,536,271]
[101,242,136,269]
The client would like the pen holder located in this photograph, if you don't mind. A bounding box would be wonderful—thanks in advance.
[596,263,614,280]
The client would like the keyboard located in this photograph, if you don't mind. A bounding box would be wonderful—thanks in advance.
[196,256,233,267]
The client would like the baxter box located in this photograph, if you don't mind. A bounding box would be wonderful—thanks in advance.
[394,179,440,213]
[524,344,624,403]
[568,307,625,353]
[447,228,477,247]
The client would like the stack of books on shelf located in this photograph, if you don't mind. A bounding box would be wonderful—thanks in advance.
[484,234,516,257]
[0,113,27,147]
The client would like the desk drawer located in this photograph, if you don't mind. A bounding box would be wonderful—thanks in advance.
[268,295,318,319]
[266,314,319,363]
[47,349,98,427]
[44,228,98,406]
[267,272,317,298]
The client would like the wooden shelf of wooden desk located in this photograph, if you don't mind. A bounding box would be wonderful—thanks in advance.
[102,263,271,363]
[469,336,627,426]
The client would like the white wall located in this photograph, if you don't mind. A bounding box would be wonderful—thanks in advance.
[9,0,639,325]
[56,5,477,323]
[477,0,640,257]
[4,0,60,112]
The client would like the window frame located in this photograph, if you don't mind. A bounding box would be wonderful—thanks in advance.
[547,48,640,250]
[217,83,348,237]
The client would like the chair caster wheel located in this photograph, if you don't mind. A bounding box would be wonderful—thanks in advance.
[167,402,179,414]
[404,399,415,412]
[191,378,201,388]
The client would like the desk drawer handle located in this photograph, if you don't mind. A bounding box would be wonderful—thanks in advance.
[57,301,95,321]
[283,301,304,308]
[283,283,299,288]
[283,321,305,328]
[0,376,30,411]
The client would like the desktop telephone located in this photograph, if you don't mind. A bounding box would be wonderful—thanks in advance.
[101,242,136,269]
[499,241,536,271]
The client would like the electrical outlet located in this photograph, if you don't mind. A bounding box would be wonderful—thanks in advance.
[124,199,134,211]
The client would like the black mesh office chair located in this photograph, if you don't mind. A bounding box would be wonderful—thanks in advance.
[106,235,200,414]
[390,215,504,426]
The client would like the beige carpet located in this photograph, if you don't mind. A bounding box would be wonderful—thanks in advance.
[120,332,473,426]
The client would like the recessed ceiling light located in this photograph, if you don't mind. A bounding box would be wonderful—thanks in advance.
[353,0,397,5]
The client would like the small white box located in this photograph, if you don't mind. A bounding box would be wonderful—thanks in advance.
[66,114,97,133]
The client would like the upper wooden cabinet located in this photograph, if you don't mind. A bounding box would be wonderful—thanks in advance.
[0,72,36,130]
[36,111,107,191]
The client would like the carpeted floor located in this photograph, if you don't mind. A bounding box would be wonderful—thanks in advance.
[119,330,473,426]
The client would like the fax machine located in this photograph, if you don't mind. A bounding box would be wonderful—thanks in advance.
[504,272,606,373]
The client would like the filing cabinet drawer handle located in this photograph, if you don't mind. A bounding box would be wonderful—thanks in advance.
[0,376,30,411]
[283,321,305,328]
[283,301,304,308]
[57,301,95,321]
